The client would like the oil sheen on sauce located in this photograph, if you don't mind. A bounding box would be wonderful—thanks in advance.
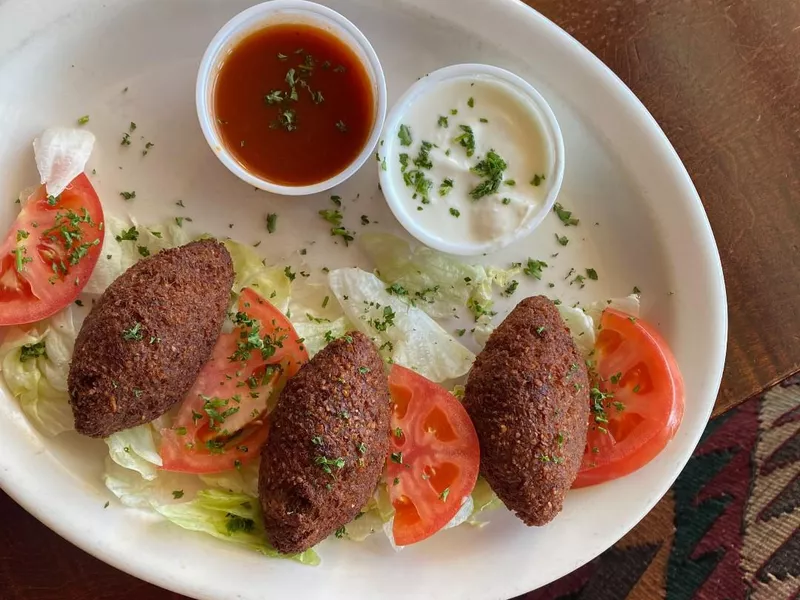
[386,77,551,246]
[214,24,375,186]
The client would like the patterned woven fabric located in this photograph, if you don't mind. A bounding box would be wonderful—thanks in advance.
[519,377,800,600]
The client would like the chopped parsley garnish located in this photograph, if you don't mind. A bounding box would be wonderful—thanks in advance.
[469,150,507,199]
[137,245,150,257]
[449,207,460,218]
[361,214,370,225]
[531,173,545,186]
[586,268,598,281]
[322,295,330,308]
[357,442,367,454]
[122,322,144,341]
[319,209,343,226]
[535,326,547,336]
[390,452,403,464]
[174,217,184,227]
[19,341,46,362]
[455,328,466,337]
[119,191,136,201]
[467,298,496,320]
[439,178,454,196]
[437,115,449,128]
[331,226,355,245]
[266,212,277,234]
[453,124,476,157]
[121,132,131,146]
[16,229,28,242]
[142,142,154,156]
[335,120,348,133]
[283,266,296,281]
[504,280,519,296]
[523,258,548,279]
[402,168,433,202]
[276,108,297,131]
[129,122,137,132]
[77,115,90,125]
[330,195,342,207]
[387,283,408,297]
[479,117,488,123]
[633,286,642,295]
[370,305,396,332]
[225,513,255,534]
[311,435,323,446]
[439,487,450,501]
[571,273,586,288]
[413,141,434,170]
[553,202,579,226]
[172,490,184,499]
[264,89,285,104]
[358,366,370,375]
[334,526,346,539]
[398,124,413,146]
[555,234,569,246]
[502,197,511,205]
[633,384,641,393]
[467,97,474,108]
[394,427,403,438]
[315,455,346,475]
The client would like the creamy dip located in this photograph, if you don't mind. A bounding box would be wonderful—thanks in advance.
[385,76,551,249]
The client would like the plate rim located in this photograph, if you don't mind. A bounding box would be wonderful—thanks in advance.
[0,0,728,598]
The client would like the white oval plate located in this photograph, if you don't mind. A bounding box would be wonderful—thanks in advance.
[0,1,726,599]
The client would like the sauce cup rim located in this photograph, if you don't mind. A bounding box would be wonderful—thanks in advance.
[196,0,387,196]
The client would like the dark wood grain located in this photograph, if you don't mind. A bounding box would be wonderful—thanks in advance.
[528,0,800,416]
[3,0,799,599]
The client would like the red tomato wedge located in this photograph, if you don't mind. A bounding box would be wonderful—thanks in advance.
[386,365,480,546]
[160,288,309,474]
[0,174,104,325]
[573,308,685,488]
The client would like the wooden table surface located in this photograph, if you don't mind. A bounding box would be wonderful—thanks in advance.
[3,0,799,598]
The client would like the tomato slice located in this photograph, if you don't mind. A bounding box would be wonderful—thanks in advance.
[573,308,685,488]
[160,288,309,474]
[0,174,104,325]
[386,365,480,546]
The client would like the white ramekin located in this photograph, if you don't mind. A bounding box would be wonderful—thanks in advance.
[378,63,565,256]
[196,0,387,196]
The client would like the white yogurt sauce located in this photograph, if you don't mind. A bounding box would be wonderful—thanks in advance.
[385,76,551,248]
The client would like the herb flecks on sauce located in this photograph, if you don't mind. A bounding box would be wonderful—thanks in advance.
[214,23,374,185]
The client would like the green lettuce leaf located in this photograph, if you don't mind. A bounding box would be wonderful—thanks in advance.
[224,240,291,312]
[85,216,190,295]
[328,268,475,382]
[0,307,76,436]
[105,423,163,481]
[360,232,519,320]
[153,489,319,565]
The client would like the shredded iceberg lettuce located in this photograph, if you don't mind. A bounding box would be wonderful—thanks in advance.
[288,281,353,357]
[0,307,77,436]
[152,489,319,565]
[360,233,518,320]
[85,217,191,295]
[328,268,475,382]
[224,239,291,312]
[33,127,95,197]
[105,423,163,481]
